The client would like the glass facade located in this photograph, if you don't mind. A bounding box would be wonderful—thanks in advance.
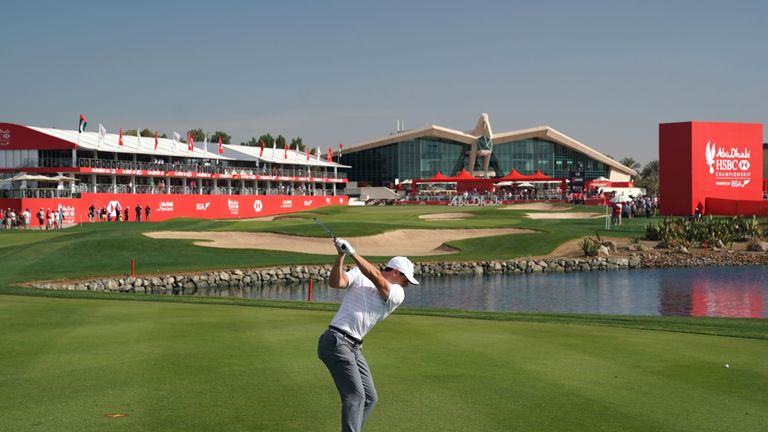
[491,138,609,179]
[343,138,465,186]
[343,135,610,186]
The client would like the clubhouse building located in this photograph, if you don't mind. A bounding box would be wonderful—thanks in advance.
[340,113,637,187]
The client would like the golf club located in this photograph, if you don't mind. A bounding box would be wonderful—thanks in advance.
[312,217,336,239]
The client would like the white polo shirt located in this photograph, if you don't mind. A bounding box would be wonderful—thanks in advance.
[330,267,405,341]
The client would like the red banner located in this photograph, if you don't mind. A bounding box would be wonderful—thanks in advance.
[0,193,348,226]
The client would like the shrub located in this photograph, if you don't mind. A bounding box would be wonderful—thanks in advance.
[579,236,601,257]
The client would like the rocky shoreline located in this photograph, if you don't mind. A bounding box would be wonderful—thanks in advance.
[28,249,768,296]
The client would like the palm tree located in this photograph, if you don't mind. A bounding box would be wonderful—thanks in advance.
[619,157,641,171]
[619,157,641,182]
[637,160,659,197]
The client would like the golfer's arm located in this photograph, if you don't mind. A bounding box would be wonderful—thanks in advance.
[329,254,349,288]
[350,253,390,301]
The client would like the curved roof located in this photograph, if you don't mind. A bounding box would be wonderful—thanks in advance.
[14,124,346,168]
[343,115,638,177]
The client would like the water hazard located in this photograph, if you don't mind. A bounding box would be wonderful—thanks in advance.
[227,266,767,318]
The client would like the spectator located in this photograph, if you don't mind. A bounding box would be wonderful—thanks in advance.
[145,205,151,222]
[135,204,142,222]
[37,208,45,229]
[124,207,129,222]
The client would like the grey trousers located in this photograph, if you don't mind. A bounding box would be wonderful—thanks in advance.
[317,329,378,432]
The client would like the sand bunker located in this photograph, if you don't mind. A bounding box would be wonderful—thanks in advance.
[499,203,572,211]
[145,228,532,256]
[524,212,604,219]
[418,212,474,220]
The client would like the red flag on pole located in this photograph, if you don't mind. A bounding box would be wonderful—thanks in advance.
[327,147,332,162]
[284,141,289,159]
[306,146,310,160]
[188,133,194,151]
[218,136,224,155]
[259,140,265,157]
[154,130,159,150]
[119,128,123,146]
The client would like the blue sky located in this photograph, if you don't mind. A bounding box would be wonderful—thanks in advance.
[1,0,766,165]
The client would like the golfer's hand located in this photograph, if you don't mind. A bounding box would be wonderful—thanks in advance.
[335,238,356,256]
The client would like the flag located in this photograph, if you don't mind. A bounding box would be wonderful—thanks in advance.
[327,147,332,162]
[259,140,265,157]
[203,134,208,155]
[78,114,87,133]
[188,133,194,151]
[338,143,343,158]
[137,129,142,149]
[306,146,310,160]
[316,147,321,161]
[98,124,106,147]
[284,141,289,159]
[173,132,181,151]
[218,136,224,155]
[154,130,159,150]
[119,128,123,146]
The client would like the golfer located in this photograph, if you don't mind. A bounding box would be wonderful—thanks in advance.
[318,237,418,432]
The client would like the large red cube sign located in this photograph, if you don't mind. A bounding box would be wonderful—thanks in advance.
[659,121,763,216]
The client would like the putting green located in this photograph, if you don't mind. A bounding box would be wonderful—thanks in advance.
[1,295,765,432]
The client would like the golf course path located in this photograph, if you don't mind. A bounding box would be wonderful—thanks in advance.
[145,228,532,256]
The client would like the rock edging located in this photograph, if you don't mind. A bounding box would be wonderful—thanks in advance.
[27,250,768,295]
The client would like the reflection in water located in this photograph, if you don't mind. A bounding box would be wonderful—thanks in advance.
[224,266,767,318]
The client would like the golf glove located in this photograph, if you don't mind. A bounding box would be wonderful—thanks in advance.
[335,238,356,255]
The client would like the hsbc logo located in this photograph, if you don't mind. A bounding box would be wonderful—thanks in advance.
[704,140,752,189]
[196,202,211,211]
[253,200,263,213]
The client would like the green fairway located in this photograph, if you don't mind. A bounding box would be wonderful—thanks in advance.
[1,295,766,432]
[1,205,766,431]
[0,204,636,290]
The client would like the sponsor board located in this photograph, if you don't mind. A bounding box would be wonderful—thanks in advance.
[0,194,348,226]
[659,121,762,216]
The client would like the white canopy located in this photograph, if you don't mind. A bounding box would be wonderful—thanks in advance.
[30,127,234,160]
[222,144,350,168]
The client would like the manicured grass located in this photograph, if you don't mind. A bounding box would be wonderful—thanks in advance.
[1,205,766,431]
[0,204,643,287]
[1,295,766,432]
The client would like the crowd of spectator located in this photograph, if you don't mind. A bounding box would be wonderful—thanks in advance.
[610,195,659,226]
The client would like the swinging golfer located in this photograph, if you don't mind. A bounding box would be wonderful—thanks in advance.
[318,237,418,432]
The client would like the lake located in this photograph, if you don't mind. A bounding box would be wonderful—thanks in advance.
[232,266,768,318]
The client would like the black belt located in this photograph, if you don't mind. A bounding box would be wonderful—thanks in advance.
[329,326,363,345]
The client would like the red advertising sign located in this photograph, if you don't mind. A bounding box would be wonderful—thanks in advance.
[0,194,348,226]
[659,121,763,216]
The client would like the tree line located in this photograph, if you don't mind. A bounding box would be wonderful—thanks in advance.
[120,129,308,152]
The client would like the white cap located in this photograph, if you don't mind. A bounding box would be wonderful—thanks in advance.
[386,256,419,285]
